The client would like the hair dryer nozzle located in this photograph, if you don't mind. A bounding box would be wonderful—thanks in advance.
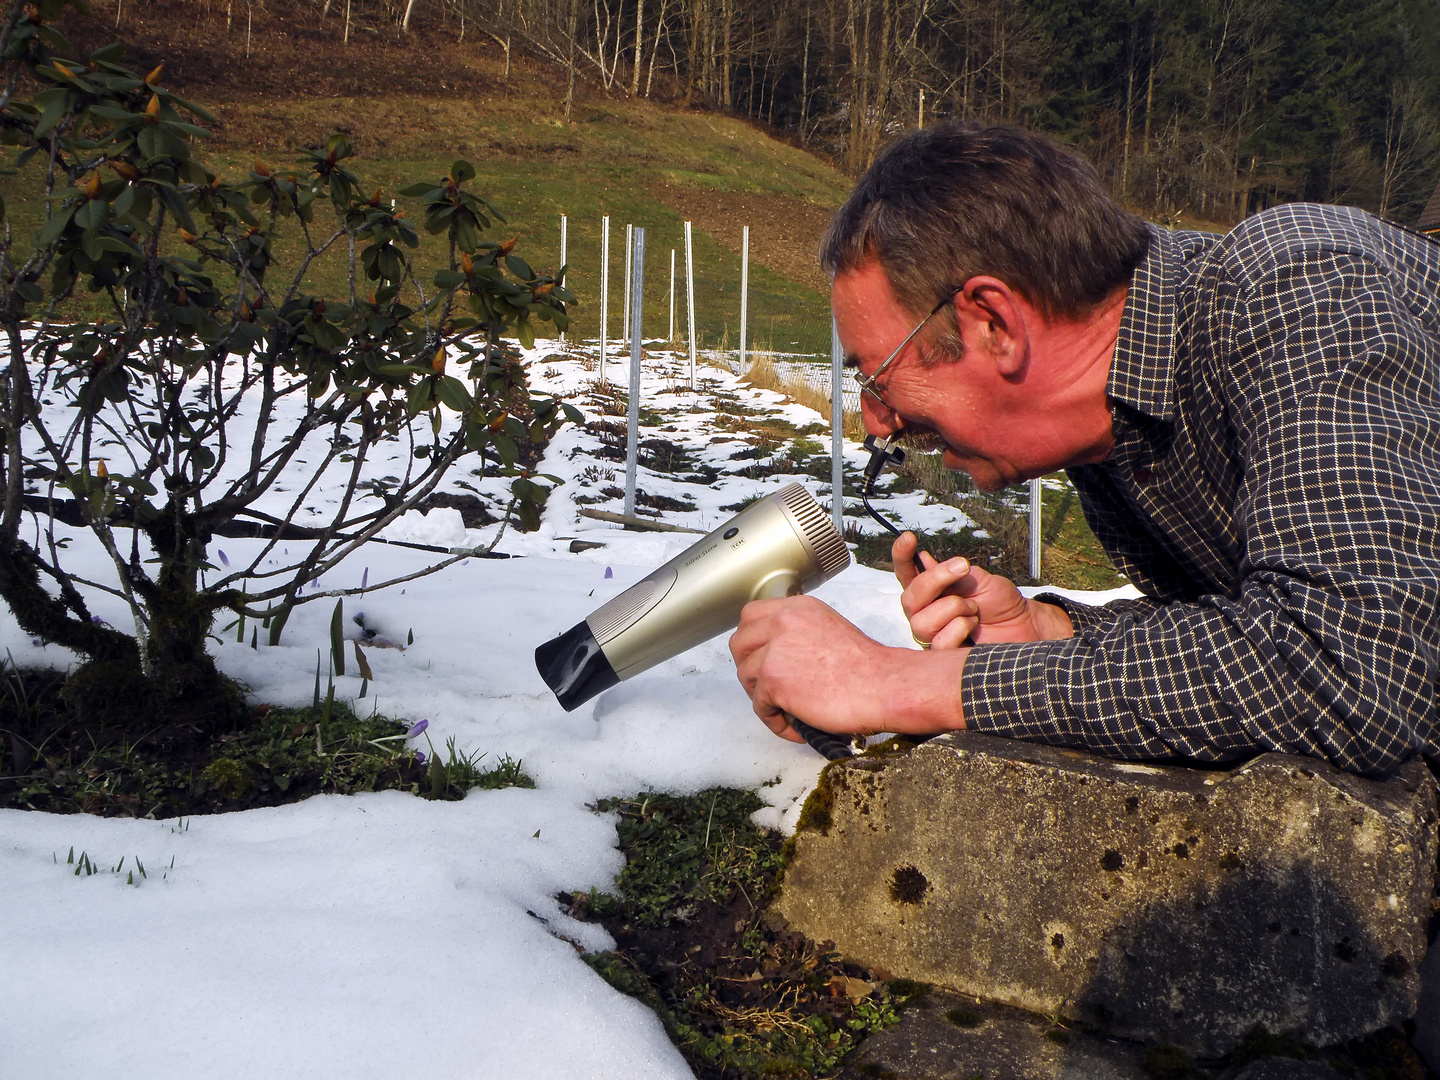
[534,620,620,712]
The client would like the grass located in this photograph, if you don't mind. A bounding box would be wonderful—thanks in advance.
[571,787,928,1079]
[0,40,848,355]
[0,661,532,816]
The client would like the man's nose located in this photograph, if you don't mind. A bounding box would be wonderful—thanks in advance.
[861,398,904,439]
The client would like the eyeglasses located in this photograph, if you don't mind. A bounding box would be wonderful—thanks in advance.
[850,290,958,410]
[850,290,957,412]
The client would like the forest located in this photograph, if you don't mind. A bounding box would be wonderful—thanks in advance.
[291,0,1440,226]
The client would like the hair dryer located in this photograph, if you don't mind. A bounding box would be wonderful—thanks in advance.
[534,482,855,757]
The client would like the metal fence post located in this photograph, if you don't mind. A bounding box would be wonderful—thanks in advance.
[625,228,646,519]
[623,223,633,348]
[684,220,697,389]
[669,248,676,344]
[831,318,845,538]
[558,214,567,344]
[739,224,749,373]
[600,215,610,385]
[1029,477,1042,581]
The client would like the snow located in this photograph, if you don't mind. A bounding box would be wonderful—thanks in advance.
[0,341,1137,1078]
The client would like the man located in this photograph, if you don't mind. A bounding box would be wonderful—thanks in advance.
[729,124,1440,777]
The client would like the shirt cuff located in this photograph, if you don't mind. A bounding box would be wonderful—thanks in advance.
[961,641,1064,741]
[1032,591,1162,633]
[1032,592,1111,631]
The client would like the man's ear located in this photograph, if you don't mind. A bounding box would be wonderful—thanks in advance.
[955,276,1029,377]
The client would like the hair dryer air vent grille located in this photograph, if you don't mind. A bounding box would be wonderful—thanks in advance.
[776,483,851,578]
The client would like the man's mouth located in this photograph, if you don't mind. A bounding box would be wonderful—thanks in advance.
[896,428,948,453]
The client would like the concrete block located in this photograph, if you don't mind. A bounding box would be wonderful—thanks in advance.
[833,991,1155,1080]
[773,732,1437,1055]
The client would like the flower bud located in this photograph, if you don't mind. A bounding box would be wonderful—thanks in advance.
[145,94,162,119]
[145,64,164,85]
[108,159,140,182]
[83,173,103,200]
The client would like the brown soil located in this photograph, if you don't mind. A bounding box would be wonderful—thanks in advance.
[61,1,507,105]
[53,0,840,276]
[648,181,835,295]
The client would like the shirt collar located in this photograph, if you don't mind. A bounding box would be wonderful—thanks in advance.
[1109,224,1182,424]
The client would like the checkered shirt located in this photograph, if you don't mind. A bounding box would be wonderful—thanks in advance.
[961,204,1440,775]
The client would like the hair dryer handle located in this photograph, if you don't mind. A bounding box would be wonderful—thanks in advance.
[750,572,853,758]
[788,714,856,760]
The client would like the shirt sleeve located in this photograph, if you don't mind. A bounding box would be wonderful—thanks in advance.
[1031,591,1165,631]
[965,248,1440,776]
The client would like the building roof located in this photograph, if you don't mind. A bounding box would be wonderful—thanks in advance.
[1421,181,1440,233]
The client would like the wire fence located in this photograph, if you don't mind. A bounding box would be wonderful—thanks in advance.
[553,214,1045,580]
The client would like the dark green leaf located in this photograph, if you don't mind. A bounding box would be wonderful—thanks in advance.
[434,375,472,413]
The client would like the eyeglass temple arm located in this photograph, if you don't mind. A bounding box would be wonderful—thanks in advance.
[860,435,926,574]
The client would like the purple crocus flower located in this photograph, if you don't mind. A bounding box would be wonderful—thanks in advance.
[406,719,429,740]
[361,567,369,590]
[217,550,230,567]
[414,750,426,765]
[604,566,613,579]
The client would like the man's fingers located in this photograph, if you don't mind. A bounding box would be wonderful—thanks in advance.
[892,532,918,585]
[908,593,979,643]
[730,597,788,664]
[931,614,980,651]
[901,555,975,619]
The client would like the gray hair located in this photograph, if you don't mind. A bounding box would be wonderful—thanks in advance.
[822,124,1151,356]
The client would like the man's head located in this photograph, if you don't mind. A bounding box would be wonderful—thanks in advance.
[821,123,1150,353]
[826,125,1145,488]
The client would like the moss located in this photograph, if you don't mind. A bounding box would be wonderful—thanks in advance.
[200,758,252,800]
[59,657,152,731]
[888,864,930,904]
[793,763,835,836]
[860,735,923,758]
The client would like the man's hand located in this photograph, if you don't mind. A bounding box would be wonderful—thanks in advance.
[729,595,967,743]
[893,532,1073,646]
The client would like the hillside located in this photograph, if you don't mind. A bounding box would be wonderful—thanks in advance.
[29,1,852,355]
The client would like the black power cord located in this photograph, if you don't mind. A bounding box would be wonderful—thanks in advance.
[859,434,926,574]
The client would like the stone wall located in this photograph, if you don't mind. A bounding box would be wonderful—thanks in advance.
[773,732,1438,1055]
